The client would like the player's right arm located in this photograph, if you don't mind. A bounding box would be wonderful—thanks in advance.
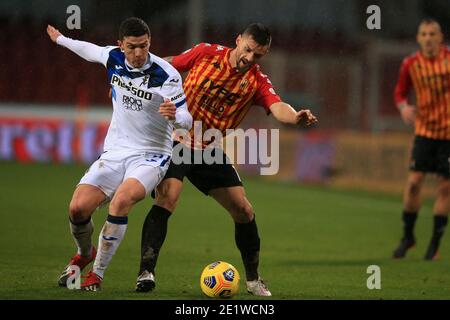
[394,57,415,124]
[46,25,110,66]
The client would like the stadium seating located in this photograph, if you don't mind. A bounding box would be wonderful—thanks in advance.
[3,18,359,108]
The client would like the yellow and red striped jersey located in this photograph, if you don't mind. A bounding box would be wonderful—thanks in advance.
[172,43,281,148]
[394,46,450,140]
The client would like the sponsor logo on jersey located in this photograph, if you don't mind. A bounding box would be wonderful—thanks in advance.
[198,77,241,107]
[123,95,143,111]
[212,61,221,69]
[171,93,183,102]
[111,74,153,100]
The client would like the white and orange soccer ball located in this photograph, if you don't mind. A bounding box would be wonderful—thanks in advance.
[200,261,240,298]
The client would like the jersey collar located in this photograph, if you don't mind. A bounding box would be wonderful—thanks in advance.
[419,45,446,62]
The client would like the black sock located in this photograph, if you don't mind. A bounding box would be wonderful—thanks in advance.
[402,211,418,240]
[139,205,171,275]
[431,215,448,245]
[69,216,91,225]
[235,218,260,281]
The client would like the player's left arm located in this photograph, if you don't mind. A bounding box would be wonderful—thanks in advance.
[254,71,318,126]
[159,75,193,130]
[46,25,111,66]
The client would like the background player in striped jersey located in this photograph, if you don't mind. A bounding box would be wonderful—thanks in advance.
[47,18,192,291]
[136,23,317,296]
[393,19,450,260]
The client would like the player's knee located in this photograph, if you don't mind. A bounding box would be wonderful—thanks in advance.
[69,201,91,223]
[110,192,135,214]
[155,189,180,212]
[155,194,178,212]
[437,179,450,199]
[406,178,424,197]
[233,202,254,223]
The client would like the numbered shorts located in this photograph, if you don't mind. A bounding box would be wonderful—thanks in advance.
[410,135,450,178]
[79,152,171,199]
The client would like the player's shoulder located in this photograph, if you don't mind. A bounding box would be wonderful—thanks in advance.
[188,42,229,56]
[105,46,122,58]
[104,46,125,66]
[249,65,274,90]
[253,64,270,80]
[106,46,120,52]
[443,45,450,55]
[150,53,183,84]
[402,51,420,66]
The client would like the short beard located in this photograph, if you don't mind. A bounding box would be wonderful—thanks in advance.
[237,59,250,73]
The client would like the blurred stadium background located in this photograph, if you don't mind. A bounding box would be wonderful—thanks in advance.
[2,0,450,194]
[2,0,450,299]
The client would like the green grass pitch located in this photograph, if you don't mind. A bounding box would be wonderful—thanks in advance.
[1,162,449,299]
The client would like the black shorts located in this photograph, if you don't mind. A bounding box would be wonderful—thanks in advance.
[410,135,450,178]
[157,142,243,195]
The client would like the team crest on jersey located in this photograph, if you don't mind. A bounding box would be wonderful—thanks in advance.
[239,79,250,90]
[139,75,149,87]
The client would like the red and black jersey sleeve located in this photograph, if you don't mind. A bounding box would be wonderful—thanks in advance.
[394,57,413,105]
[254,69,282,114]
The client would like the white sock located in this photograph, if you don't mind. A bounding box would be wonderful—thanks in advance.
[70,218,94,256]
[92,215,128,279]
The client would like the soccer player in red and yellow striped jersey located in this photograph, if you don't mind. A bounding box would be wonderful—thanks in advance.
[171,41,282,148]
[393,19,450,260]
[137,23,317,296]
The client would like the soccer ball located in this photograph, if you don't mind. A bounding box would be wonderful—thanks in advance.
[200,261,240,298]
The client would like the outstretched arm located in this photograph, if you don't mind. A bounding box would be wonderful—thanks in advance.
[46,25,109,66]
[269,102,318,126]
[254,70,317,127]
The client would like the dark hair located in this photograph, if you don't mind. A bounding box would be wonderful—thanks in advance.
[241,23,272,46]
[119,17,151,39]
[419,18,441,27]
